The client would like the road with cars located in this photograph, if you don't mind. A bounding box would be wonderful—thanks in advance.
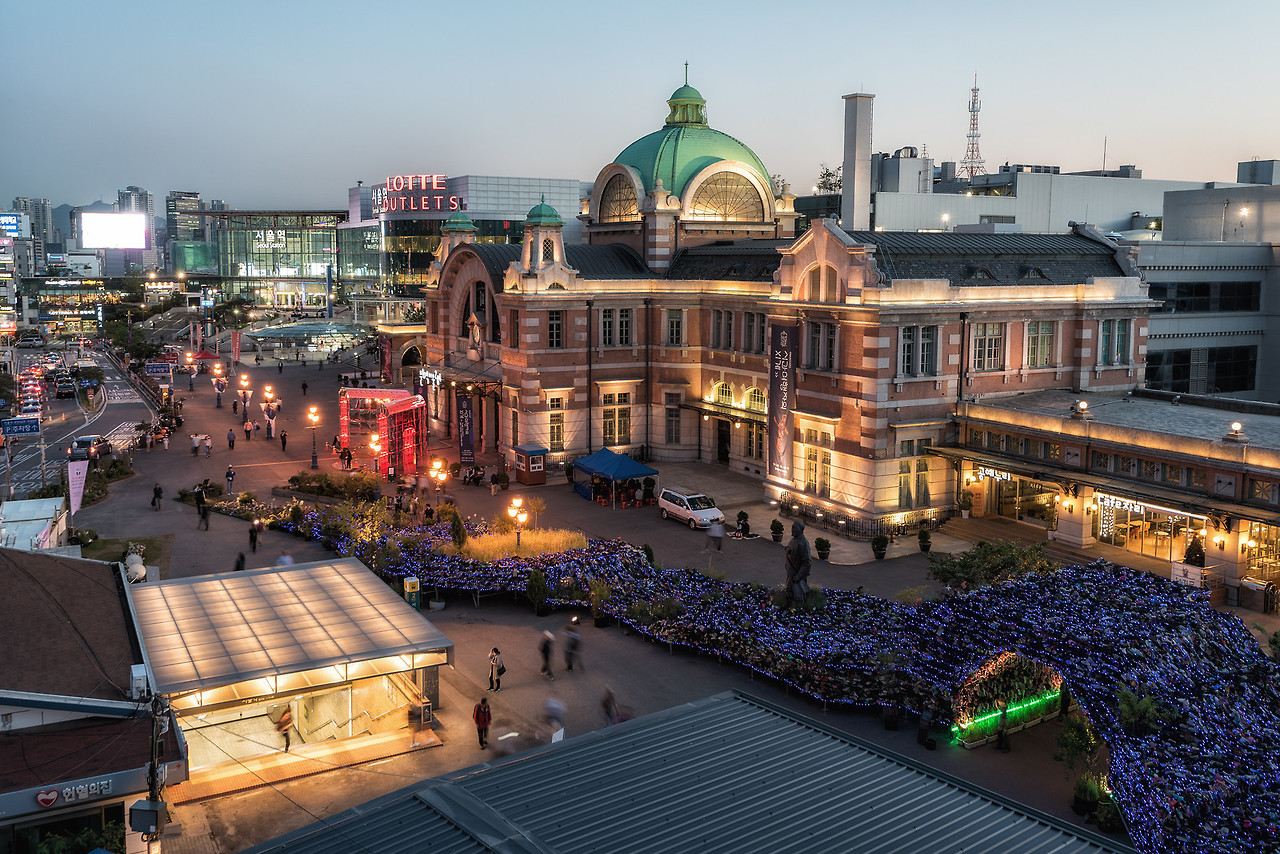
[3,345,153,498]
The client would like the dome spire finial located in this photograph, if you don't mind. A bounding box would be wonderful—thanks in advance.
[684,61,688,85]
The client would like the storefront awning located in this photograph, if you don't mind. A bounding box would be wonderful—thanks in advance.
[125,559,454,705]
[679,400,767,425]
[928,446,1280,527]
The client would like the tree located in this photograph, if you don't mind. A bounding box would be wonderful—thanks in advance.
[816,163,843,194]
[927,540,1056,591]
[1053,712,1100,776]
[1182,535,1206,567]
[403,305,426,324]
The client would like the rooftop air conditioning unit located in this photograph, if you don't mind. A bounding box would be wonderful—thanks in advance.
[130,664,149,700]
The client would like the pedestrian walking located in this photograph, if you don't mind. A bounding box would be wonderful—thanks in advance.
[204,435,212,457]
[473,697,492,749]
[244,421,252,441]
[301,381,308,396]
[249,525,258,553]
[234,552,246,571]
[278,361,283,373]
[539,630,555,680]
[277,551,295,565]
[193,482,205,511]
[198,504,209,530]
[151,483,163,512]
[706,520,725,552]
[601,688,619,726]
[276,707,294,751]
[232,399,239,415]
[488,647,505,692]
[225,465,235,495]
[563,616,582,673]
[191,434,200,456]
[162,434,169,451]
[227,428,235,450]
[280,431,288,452]
[253,420,261,439]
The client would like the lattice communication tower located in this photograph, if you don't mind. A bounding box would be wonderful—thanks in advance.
[959,74,986,181]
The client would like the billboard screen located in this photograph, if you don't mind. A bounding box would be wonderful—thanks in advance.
[80,212,148,249]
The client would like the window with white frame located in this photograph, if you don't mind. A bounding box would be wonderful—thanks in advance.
[548,396,565,452]
[746,423,764,459]
[664,392,681,444]
[547,310,563,349]
[1026,320,1055,367]
[1100,319,1130,365]
[898,460,913,509]
[972,322,1005,371]
[601,309,614,346]
[714,383,733,407]
[899,325,937,376]
[802,429,832,496]
[746,387,766,412]
[805,320,838,371]
[711,309,734,351]
[743,312,766,353]
[602,392,631,446]
[618,308,632,346]
[666,309,683,346]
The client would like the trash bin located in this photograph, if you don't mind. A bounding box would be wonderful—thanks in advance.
[1239,577,1273,613]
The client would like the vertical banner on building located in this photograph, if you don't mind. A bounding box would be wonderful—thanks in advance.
[457,396,475,465]
[380,337,392,383]
[767,324,798,480]
[195,321,203,352]
[188,321,195,349]
[231,330,242,364]
[67,460,89,515]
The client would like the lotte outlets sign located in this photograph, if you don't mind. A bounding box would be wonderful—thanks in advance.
[372,174,463,214]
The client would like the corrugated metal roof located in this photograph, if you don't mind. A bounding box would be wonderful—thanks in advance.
[461,243,652,286]
[844,230,1117,256]
[246,692,1132,854]
[666,241,787,281]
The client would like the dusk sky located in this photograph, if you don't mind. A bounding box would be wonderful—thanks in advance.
[4,0,1276,213]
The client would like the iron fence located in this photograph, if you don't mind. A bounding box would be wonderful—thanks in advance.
[776,491,953,540]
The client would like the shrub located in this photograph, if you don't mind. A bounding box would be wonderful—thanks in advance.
[871,534,890,552]
[959,490,974,510]
[238,491,256,505]
[588,579,613,616]
[525,569,550,606]
[927,540,1056,591]
[814,537,831,552]
[917,528,931,543]
[650,596,684,622]
[449,510,467,548]
[770,519,785,537]
[642,543,656,567]
[69,528,97,545]
[289,503,305,524]
[1182,536,1206,567]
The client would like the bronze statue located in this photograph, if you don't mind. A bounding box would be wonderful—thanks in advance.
[784,520,812,602]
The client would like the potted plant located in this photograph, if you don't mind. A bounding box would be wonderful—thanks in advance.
[589,579,614,627]
[736,510,750,537]
[770,519,785,542]
[526,568,552,616]
[917,529,932,553]
[959,490,974,519]
[814,537,831,560]
[871,534,889,559]
[1072,774,1101,817]
[498,470,510,491]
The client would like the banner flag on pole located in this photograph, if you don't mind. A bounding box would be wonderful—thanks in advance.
[68,460,89,515]
[231,330,242,364]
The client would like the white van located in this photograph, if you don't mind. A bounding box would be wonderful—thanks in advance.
[658,485,725,529]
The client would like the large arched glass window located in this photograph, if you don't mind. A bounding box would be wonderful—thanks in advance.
[745,387,766,412]
[599,174,640,222]
[806,265,840,302]
[713,382,734,407]
[687,173,766,222]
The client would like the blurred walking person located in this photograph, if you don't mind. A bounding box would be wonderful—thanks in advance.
[488,647,504,692]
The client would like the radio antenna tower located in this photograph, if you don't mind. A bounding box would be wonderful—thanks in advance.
[959,74,986,181]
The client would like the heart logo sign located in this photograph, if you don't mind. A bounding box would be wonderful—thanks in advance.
[36,790,59,808]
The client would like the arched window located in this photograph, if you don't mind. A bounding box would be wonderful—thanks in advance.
[687,172,766,222]
[401,346,423,367]
[713,382,734,407]
[542,238,554,263]
[599,174,640,222]
[745,387,766,412]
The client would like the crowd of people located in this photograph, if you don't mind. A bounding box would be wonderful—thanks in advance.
[201,493,1279,853]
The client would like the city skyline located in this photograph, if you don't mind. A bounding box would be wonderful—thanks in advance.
[4,0,1277,212]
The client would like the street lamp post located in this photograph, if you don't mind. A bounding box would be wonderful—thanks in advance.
[370,433,381,475]
[308,406,319,470]
[430,458,447,506]
[507,496,528,549]
[185,353,195,391]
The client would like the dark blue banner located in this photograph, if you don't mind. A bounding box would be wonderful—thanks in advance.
[767,323,797,480]
[458,396,475,465]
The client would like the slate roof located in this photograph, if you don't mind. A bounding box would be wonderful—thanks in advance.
[844,230,1125,285]
[245,691,1132,854]
[463,243,652,288]
[666,240,787,281]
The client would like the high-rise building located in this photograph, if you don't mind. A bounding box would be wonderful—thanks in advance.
[116,185,157,270]
[10,197,55,265]
[166,190,203,242]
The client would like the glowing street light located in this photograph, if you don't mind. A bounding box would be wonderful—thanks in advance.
[308,405,319,470]
[429,458,448,507]
[370,433,381,475]
[507,496,528,548]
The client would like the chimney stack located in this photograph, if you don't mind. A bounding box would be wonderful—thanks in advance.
[841,92,874,231]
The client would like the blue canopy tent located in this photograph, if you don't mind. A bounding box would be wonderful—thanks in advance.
[572,448,658,507]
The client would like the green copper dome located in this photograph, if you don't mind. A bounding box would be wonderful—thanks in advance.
[613,85,772,199]
[442,211,477,232]
[524,196,563,226]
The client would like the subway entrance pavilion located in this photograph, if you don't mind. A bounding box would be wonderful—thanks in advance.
[124,560,452,800]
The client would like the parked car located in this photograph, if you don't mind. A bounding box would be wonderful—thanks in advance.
[657,485,725,529]
[67,435,111,460]
[17,338,43,348]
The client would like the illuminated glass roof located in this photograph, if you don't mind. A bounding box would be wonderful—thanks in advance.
[126,559,453,698]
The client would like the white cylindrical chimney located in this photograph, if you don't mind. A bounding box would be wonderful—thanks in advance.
[841,92,875,231]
